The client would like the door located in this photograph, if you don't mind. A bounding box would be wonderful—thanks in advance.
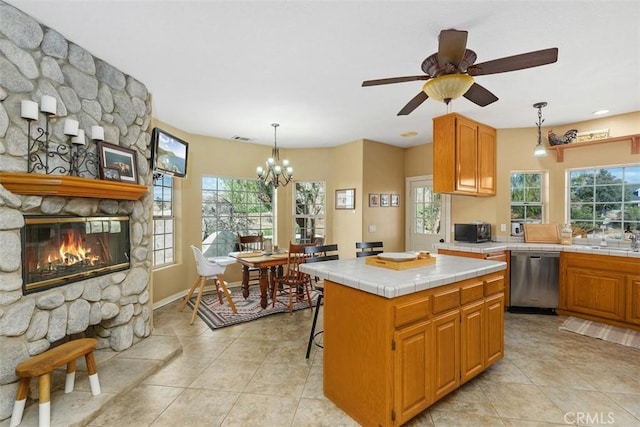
[406,176,450,251]
[432,310,460,402]
[394,320,432,424]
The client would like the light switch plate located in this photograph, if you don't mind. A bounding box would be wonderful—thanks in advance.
[500,224,506,232]
[369,225,376,233]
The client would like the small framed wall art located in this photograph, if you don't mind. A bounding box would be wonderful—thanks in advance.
[336,188,356,210]
[380,194,391,207]
[391,194,400,207]
[98,141,138,184]
[369,193,380,207]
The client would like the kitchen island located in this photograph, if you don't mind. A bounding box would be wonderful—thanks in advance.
[300,254,507,427]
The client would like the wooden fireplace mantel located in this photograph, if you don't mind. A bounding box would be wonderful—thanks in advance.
[0,172,148,200]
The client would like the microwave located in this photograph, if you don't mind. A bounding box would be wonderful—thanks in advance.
[454,223,491,243]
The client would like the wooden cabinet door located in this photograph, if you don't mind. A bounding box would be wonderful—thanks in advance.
[626,275,640,325]
[432,310,460,401]
[460,300,485,384]
[477,124,496,195]
[455,116,478,193]
[394,320,432,425]
[566,267,626,320]
[486,293,504,366]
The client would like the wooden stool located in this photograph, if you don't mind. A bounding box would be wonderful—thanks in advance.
[10,338,101,427]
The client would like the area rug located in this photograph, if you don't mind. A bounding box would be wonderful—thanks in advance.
[559,316,640,349]
[187,287,320,330]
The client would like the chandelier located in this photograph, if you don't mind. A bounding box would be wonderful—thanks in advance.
[533,102,548,157]
[256,123,293,188]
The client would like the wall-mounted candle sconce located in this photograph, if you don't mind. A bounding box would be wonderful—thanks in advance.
[21,97,99,178]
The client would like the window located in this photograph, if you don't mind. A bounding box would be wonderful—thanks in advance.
[294,181,325,243]
[153,175,174,267]
[510,172,544,223]
[202,177,273,257]
[568,165,640,239]
[414,185,441,234]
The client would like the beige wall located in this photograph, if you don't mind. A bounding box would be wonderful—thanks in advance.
[152,111,640,305]
[362,139,405,252]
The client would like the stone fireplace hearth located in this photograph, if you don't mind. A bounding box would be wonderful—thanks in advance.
[0,2,154,420]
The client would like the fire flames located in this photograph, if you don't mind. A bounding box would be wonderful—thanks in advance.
[38,229,100,270]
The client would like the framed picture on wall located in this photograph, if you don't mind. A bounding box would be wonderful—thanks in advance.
[336,188,356,209]
[391,194,400,207]
[369,193,380,207]
[380,194,391,207]
[98,141,138,184]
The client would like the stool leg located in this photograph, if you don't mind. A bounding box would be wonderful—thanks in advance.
[39,373,51,427]
[10,377,30,427]
[306,293,323,359]
[85,351,101,396]
[64,359,76,393]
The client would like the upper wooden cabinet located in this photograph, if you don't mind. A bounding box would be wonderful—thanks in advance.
[433,113,496,196]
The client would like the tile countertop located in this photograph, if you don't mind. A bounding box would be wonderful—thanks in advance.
[299,255,506,299]
[434,241,640,259]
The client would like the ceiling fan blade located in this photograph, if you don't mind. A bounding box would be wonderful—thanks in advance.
[437,29,468,68]
[463,83,498,107]
[362,75,430,87]
[469,48,559,76]
[397,91,429,116]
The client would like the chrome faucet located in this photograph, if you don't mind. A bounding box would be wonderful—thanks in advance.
[630,233,638,252]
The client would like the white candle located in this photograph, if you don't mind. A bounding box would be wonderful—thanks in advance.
[72,129,85,145]
[91,125,104,141]
[40,95,56,115]
[63,119,79,136]
[21,100,38,120]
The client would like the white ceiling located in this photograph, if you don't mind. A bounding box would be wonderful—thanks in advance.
[6,0,640,149]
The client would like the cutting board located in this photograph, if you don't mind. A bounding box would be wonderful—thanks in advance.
[524,224,560,243]
[365,255,436,270]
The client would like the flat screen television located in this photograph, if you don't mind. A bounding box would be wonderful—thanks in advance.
[151,127,189,178]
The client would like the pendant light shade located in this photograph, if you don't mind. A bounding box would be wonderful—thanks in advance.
[533,102,548,157]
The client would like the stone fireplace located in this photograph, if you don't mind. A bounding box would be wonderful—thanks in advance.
[0,2,154,420]
[22,215,131,294]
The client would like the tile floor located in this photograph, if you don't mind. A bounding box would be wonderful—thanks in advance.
[5,297,639,426]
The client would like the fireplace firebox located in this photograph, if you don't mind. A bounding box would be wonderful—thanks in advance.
[22,216,131,294]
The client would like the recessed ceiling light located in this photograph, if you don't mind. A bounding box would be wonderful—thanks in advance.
[400,131,418,137]
[593,109,609,115]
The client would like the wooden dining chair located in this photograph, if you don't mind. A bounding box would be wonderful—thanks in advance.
[355,241,384,257]
[237,233,264,289]
[179,245,237,324]
[304,243,338,358]
[272,242,314,314]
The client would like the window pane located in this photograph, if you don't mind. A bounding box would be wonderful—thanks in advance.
[568,165,640,239]
[294,181,326,243]
[153,176,174,267]
[202,177,273,256]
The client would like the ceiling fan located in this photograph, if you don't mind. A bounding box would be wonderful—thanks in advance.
[362,29,558,115]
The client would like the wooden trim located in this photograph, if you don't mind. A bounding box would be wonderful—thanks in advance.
[0,172,147,200]
[547,134,640,162]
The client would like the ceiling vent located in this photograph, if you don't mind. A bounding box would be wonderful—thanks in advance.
[231,135,252,141]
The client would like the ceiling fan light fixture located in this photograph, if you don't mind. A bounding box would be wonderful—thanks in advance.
[422,74,474,104]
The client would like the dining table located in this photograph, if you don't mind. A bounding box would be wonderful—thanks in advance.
[229,251,290,308]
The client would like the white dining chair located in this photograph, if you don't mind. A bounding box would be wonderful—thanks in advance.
[179,245,237,324]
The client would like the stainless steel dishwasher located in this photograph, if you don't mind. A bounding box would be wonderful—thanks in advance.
[509,251,559,313]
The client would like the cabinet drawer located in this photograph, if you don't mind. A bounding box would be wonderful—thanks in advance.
[394,297,430,328]
[484,274,504,296]
[432,288,460,314]
[460,280,484,305]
